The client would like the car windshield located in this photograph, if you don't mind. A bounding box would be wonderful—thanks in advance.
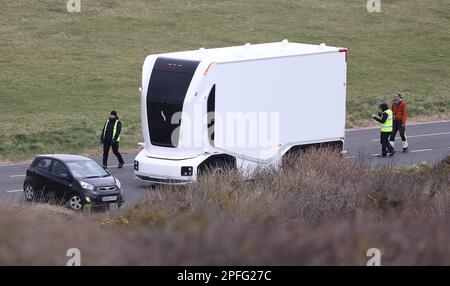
[66,160,108,179]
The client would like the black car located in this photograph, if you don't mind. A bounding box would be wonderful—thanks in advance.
[23,154,124,210]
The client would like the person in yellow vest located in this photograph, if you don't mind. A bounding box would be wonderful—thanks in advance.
[372,103,395,157]
[100,111,124,169]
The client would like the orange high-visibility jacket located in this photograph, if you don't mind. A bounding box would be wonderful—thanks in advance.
[392,100,407,125]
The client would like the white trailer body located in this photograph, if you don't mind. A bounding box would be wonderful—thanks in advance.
[134,41,347,183]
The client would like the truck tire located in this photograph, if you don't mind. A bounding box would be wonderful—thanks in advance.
[198,159,226,176]
[210,159,226,175]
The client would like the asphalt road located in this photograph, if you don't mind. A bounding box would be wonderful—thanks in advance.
[1,121,449,206]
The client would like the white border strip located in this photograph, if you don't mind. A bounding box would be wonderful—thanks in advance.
[5,189,23,193]
[371,132,450,142]
[347,120,450,132]
[410,149,433,153]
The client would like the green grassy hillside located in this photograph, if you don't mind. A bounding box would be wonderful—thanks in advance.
[1,0,449,160]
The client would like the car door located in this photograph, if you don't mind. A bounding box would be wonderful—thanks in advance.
[50,160,73,201]
[32,158,53,198]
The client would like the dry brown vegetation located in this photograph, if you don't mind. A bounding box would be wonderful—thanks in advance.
[0,150,449,265]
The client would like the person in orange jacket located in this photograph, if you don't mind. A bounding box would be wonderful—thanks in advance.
[389,92,408,152]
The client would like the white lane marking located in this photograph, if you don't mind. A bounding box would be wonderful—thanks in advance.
[371,149,432,155]
[405,120,450,127]
[371,132,450,141]
[0,162,30,168]
[347,120,450,132]
[108,163,133,169]
[406,131,450,138]
[6,164,132,177]
[10,174,25,178]
[411,149,433,153]
[6,189,23,193]
[0,160,134,169]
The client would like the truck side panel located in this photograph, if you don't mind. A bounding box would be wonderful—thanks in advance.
[213,52,347,161]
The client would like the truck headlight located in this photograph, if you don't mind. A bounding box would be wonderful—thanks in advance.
[80,181,95,191]
[114,178,121,189]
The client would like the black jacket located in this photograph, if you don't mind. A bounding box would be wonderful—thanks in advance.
[373,103,389,124]
[101,118,121,143]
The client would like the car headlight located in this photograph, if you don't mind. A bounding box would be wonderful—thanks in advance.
[114,178,121,189]
[80,181,95,191]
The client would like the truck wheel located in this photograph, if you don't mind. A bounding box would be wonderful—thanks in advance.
[210,160,226,175]
[198,156,236,177]
[200,159,227,176]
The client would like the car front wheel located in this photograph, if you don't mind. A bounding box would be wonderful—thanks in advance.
[24,184,35,202]
[67,193,83,211]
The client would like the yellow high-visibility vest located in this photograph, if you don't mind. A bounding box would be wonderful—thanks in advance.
[381,109,393,132]
[103,120,121,142]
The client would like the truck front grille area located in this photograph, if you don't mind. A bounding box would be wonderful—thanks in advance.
[135,175,190,184]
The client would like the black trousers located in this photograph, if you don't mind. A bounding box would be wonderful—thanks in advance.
[389,120,407,142]
[103,141,124,166]
[380,132,394,156]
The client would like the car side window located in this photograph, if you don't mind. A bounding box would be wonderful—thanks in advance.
[35,158,52,172]
[52,161,68,177]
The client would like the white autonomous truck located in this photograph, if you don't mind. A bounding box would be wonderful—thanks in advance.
[134,40,347,183]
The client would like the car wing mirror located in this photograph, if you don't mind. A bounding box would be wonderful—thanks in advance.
[60,173,69,179]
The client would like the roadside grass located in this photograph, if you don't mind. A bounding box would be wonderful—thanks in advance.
[1,0,449,160]
[0,150,449,265]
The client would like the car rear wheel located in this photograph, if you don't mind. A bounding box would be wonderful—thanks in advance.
[67,193,83,211]
[24,185,35,202]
